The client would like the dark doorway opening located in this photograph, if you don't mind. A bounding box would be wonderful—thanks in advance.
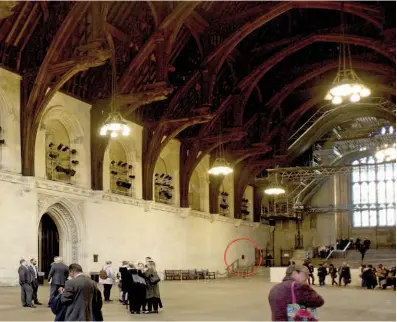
[39,214,59,278]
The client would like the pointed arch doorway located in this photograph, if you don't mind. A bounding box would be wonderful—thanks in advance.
[38,214,60,278]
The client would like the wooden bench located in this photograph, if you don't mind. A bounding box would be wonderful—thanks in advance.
[164,270,181,280]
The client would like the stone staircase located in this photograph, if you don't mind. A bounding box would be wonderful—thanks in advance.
[227,266,270,280]
[311,248,396,268]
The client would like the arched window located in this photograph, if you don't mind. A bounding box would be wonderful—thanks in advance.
[352,156,396,227]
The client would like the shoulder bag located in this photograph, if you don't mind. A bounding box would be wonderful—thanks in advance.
[287,282,318,321]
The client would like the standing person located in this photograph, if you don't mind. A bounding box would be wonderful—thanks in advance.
[60,263,103,321]
[268,265,324,321]
[127,263,147,314]
[317,264,327,287]
[48,257,69,306]
[99,261,114,302]
[143,261,161,314]
[363,238,371,250]
[18,259,35,308]
[28,258,42,305]
[359,244,367,262]
[137,262,147,312]
[265,253,273,267]
[118,261,129,304]
[338,263,351,286]
[328,264,338,286]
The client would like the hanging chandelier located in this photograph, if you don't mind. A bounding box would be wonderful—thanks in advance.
[325,5,370,105]
[208,158,233,176]
[100,56,130,138]
[264,174,286,195]
[264,181,286,195]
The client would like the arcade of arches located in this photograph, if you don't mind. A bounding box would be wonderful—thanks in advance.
[0,2,395,288]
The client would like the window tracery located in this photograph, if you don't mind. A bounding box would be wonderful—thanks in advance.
[352,156,396,227]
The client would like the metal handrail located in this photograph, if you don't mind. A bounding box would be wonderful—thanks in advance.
[325,241,351,260]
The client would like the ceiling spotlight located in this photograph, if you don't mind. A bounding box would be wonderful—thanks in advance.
[122,162,127,167]
[48,153,58,159]
[62,146,69,152]
[129,175,135,179]
[71,149,77,155]
[55,165,76,177]
[110,160,116,165]
[48,142,54,148]
[71,160,79,165]
[0,139,5,145]
[128,165,133,169]
[57,144,63,151]
[110,170,118,175]
[117,161,123,166]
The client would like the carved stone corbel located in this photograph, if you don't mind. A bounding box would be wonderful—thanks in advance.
[210,213,219,223]
[143,200,154,212]
[234,219,242,227]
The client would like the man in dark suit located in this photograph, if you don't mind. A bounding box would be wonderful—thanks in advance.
[18,259,35,308]
[60,263,102,321]
[48,257,69,306]
[28,258,42,305]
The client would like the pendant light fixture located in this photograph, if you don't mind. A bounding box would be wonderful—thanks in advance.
[208,126,233,176]
[325,4,370,105]
[100,55,130,138]
[264,174,286,196]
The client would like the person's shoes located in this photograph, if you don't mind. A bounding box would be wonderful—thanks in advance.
[34,301,42,305]
[152,310,159,314]
[23,304,28,307]
[142,311,150,314]
[27,305,36,308]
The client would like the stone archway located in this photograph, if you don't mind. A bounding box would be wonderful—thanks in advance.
[38,195,84,265]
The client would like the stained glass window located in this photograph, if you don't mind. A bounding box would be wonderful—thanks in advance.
[352,157,396,227]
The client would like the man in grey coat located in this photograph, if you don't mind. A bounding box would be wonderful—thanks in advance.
[18,259,35,308]
[28,258,42,305]
[48,257,69,305]
[60,263,101,321]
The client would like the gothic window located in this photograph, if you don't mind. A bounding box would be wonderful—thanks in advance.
[352,156,396,227]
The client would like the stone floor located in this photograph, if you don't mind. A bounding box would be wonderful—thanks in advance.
[0,277,395,321]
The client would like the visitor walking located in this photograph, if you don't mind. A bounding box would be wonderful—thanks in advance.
[268,265,324,321]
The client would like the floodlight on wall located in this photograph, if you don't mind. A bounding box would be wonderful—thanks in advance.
[55,165,76,177]
[116,180,132,189]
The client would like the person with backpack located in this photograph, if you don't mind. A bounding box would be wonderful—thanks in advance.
[99,261,114,302]
[143,261,161,314]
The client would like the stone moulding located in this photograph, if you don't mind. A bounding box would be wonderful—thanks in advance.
[0,172,264,228]
[102,192,145,207]
[152,202,178,213]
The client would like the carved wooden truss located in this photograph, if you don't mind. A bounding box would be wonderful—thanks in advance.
[0,1,394,219]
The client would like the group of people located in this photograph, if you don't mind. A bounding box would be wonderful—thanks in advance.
[303,260,352,287]
[18,256,103,321]
[360,263,396,290]
[17,258,42,308]
[98,257,162,314]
